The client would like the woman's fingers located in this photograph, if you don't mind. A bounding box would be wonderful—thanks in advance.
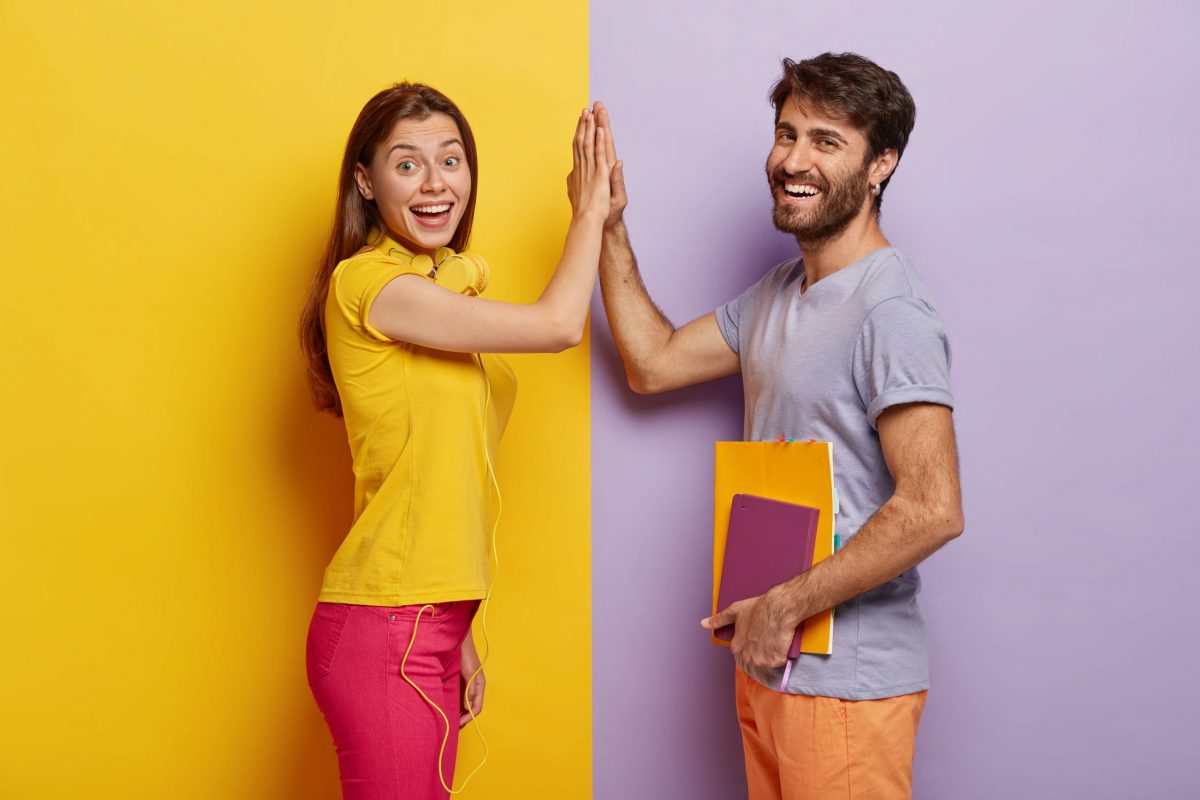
[573,109,586,165]
[583,108,597,173]
[459,673,484,726]
[568,106,612,213]
[472,680,484,715]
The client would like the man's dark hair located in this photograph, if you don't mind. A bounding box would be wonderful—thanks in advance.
[769,53,916,213]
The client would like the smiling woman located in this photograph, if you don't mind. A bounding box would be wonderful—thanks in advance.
[297,83,611,800]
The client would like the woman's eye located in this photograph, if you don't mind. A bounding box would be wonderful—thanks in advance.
[397,161,417,173]
[444,156,460,167]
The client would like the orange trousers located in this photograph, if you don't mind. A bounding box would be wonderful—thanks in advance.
[735,667,927,800]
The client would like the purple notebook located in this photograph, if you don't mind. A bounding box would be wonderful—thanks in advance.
[715,493,820,660]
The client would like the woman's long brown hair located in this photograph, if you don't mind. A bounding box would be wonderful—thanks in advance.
[299,83,479,416]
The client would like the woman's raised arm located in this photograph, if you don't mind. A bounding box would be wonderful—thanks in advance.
[367,107,611,353]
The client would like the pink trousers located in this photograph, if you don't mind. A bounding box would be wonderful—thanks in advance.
[306,600,476,800]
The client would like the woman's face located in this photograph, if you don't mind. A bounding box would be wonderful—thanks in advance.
[354,112,471,255]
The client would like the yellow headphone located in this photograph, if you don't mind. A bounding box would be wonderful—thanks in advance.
[387,243,489,297]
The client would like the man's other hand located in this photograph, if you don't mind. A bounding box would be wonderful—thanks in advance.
[702,590,798,674]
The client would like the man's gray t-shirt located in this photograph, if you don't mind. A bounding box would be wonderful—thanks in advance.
[716,247,953,700]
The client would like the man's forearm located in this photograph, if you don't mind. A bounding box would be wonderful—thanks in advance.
[599,221,675,392]
[772,405,964,625]
[770,494,963,626]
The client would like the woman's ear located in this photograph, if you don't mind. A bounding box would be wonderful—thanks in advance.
[353,163,374,200]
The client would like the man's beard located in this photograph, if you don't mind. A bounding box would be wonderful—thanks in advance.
[770,163,871,247]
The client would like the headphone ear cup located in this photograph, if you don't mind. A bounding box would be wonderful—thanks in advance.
[410,253,435,276]
[462,253,488,295]
[435,252,489,296]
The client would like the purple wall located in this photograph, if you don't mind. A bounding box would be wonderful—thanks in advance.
[590,2,1200,798]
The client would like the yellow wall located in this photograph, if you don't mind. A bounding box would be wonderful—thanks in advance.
[0,2,590,797]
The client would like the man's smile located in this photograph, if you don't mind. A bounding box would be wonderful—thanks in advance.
[782,182,820,199]
[772,168,827,207]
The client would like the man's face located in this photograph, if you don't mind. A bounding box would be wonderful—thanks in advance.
[766,96,875,245]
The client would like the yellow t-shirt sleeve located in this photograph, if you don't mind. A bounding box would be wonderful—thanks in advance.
[331,255,429,342]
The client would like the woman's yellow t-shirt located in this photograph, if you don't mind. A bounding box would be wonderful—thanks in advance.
[319,235,517,606]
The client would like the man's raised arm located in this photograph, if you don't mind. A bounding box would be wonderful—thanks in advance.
[596,103,740,394]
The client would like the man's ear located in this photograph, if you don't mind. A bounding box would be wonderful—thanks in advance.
[353,163,374,200]
[870,148,899,186]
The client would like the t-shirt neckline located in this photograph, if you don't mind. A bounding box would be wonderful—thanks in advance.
[799,247,897,299]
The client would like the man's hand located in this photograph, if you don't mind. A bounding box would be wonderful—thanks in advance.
[594,101,626,228]
[701,587,803,674]
[593,99,740,394]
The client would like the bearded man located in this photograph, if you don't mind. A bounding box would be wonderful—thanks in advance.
[595,53,965,800]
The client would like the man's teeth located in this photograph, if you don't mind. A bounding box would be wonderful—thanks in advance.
[412,204,450,214]
[784,184,819,197]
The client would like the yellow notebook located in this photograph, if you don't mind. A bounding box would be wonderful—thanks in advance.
[713,441,836,655]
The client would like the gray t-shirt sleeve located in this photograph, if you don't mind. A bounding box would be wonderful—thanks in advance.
[853,296,954,428]
[716,289,748,354]
[717,261,794,354]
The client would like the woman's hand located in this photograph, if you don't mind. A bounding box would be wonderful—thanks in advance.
[567,106,611,221]
[459,633,485,728]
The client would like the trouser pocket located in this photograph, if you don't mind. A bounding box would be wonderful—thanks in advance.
[305,602,354,686]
